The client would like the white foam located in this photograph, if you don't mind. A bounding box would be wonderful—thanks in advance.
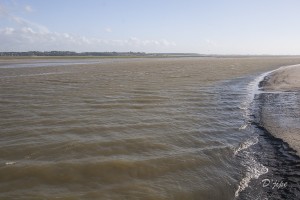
[238,71,268,131]
[238,64,300,137]
[235,151,268,198]
[234,64,300,198]
[238,123,248,130]
[5,161,16,165]
[0,60,103,69]
[234,136,258,156]
[234,70,273,198]
[237,64,298,134]
[0,72,68,78]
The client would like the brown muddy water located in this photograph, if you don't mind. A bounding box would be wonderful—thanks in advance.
[1,57,300,200]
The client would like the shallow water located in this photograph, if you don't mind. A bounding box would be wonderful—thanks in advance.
[242,91,300,200]
[1,57,300,199]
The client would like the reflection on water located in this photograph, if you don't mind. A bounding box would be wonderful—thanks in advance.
[1,57,300,199]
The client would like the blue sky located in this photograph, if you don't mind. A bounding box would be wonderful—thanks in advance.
[1,0,300,54]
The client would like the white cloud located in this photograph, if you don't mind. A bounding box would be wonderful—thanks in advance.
[0,26,176,52]
[205,39,217,47]
[124,37,176,47]
[24,5,33,12]
[0,3,176,52]
[11,16,49,33]
[105,27,112,33]
[2,27,14,35]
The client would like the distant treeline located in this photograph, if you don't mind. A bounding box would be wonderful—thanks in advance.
[0,51,147,57]
[0,51,201,57]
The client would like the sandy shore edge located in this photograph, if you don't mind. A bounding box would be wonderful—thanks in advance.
[261,64,300,91]
[260,65,300,156]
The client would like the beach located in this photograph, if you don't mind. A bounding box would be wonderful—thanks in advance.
[261,64,300,91]
[259,64,300,156]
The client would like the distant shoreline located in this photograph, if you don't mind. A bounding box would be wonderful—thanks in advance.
[1,51,300,60]
[0,51,201,59]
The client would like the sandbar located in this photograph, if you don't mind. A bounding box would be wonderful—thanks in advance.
[260,65,300,156]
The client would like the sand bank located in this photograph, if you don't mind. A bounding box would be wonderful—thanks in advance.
[261,64,300,91]
[260,65,300,156]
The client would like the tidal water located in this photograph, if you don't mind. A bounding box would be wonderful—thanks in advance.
[1,57,300,199]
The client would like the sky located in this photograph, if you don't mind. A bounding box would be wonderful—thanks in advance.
[1,0,300,54]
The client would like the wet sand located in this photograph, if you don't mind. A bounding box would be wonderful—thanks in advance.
[260,65,300,156]
[261,64,300,91]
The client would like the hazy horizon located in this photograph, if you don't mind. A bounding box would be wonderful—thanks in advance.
[1,0,300,55]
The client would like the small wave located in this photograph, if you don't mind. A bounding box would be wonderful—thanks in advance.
[0,72,68,78]
[239,63,300,131]
[0,60,103,69]
[238,123,248,130]
[234,71,273,198]
[240,71,269,117]
[238,72,269,137]
[233,136,258,156]
[5,161,16,166]
[234,151,268,198]
[234,64,300,198]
